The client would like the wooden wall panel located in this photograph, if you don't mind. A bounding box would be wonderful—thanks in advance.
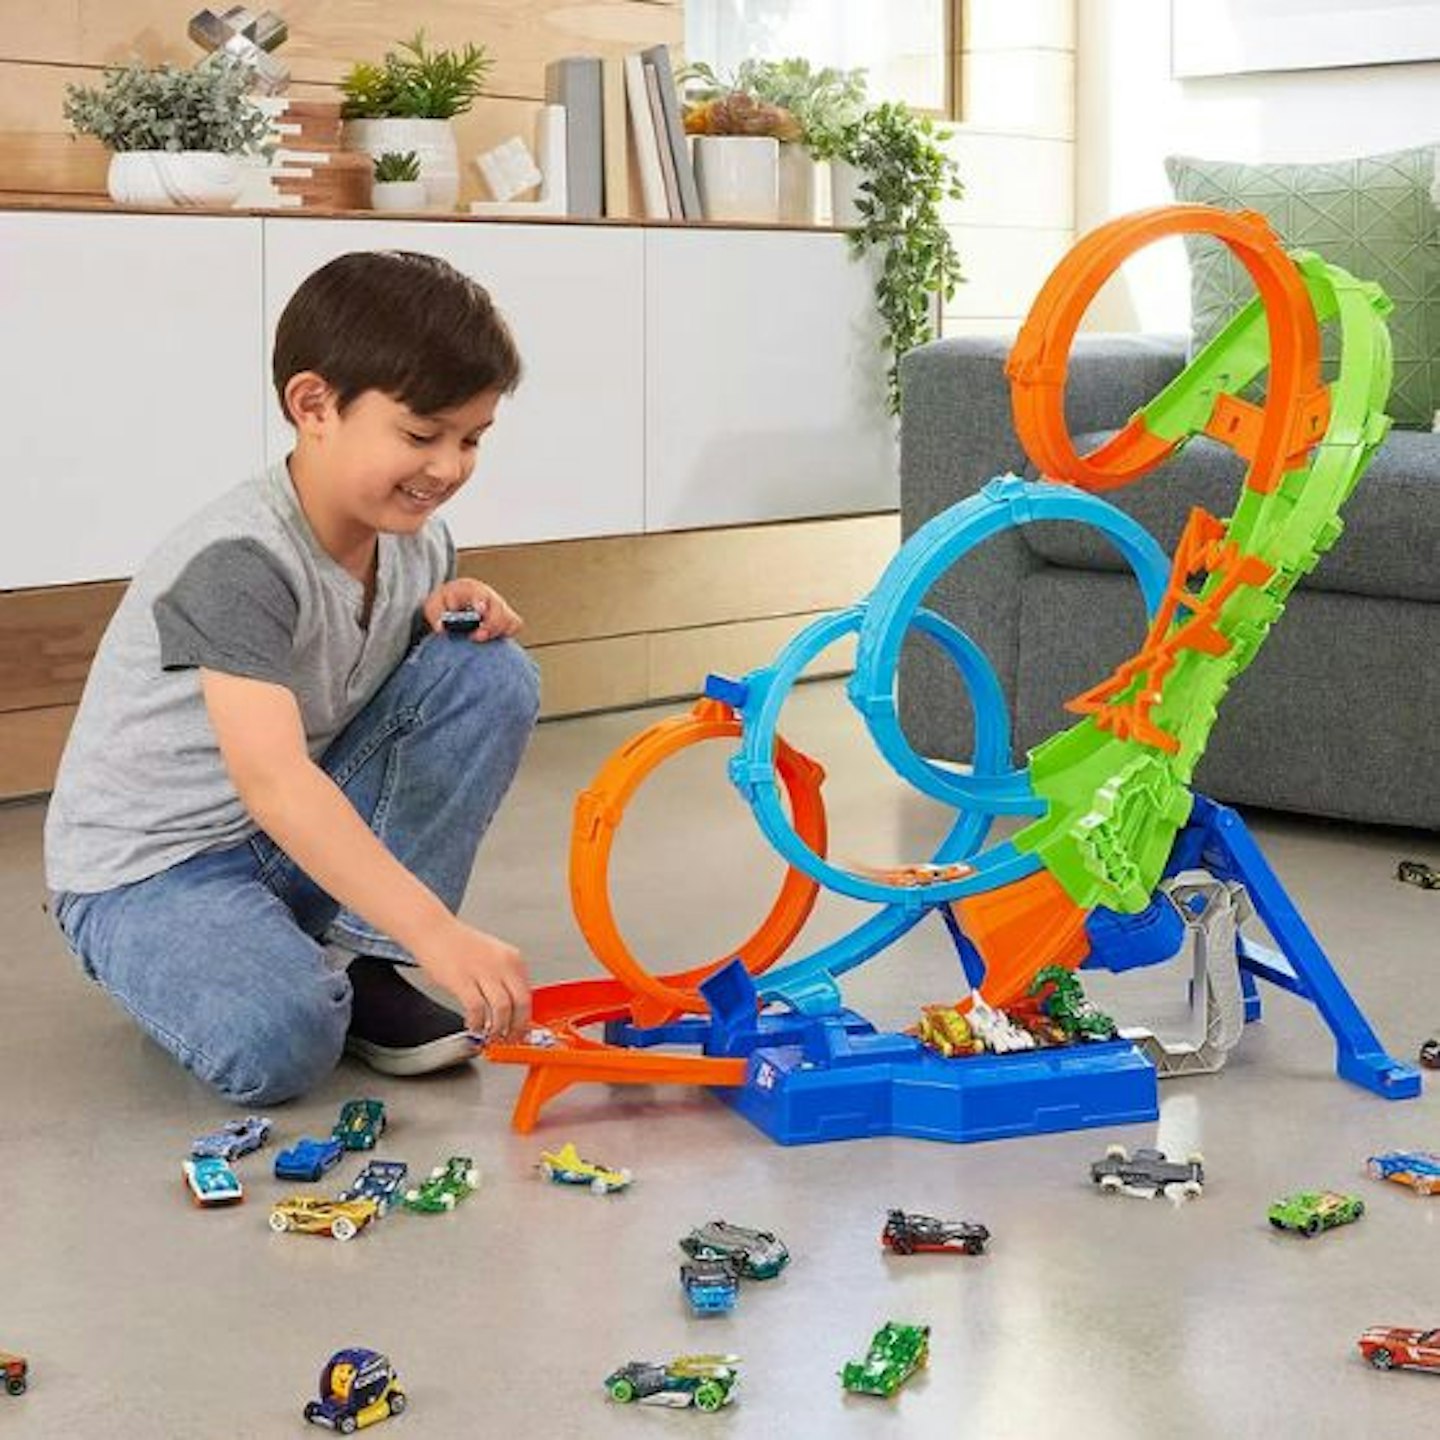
[0,513,899,798]
[0,0,679,202]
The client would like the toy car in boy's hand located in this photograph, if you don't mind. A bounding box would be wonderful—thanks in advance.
[881,1209,989,1255]
[1091,1144,1204,1200]
[275,1136,345,1182]
[440,606,484,635]
[191,1114,273,1161]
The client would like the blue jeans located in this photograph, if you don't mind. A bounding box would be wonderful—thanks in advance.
[51,634,540,1105]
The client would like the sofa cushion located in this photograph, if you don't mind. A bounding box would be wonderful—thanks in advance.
[1020,428,1440,604]
[1165,146,1440,430]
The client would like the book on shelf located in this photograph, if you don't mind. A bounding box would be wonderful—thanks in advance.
[644,62,682,217]
[640,44,702,221]
[600,54,639,218]
[623,51,669,219]
[544,56,603,219]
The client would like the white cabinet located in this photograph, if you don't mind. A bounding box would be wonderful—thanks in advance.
[0,213,266,588]
[644,228,896,531]
[2,211,894,590]
[261,219,646,548]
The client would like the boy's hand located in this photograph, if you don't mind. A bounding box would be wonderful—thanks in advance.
[423,579,522,641]
[415,918,532,1040]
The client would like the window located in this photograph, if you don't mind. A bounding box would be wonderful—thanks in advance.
[685,0,956,116]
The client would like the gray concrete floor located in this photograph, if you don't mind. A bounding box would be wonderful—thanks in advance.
[2,678,1438,1439]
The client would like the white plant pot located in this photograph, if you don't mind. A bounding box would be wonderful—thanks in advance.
[693,135,779,224]
[830,158,867,229]
[343,118,460,212]
[777,144,820,225]
[371,179,428,212]
[107,151,243,207]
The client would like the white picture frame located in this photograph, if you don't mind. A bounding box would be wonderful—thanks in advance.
[1171,0,1440,78]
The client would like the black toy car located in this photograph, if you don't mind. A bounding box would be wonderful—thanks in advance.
[1396,859,1440,890]
[1090,1144,1204,1199]
[881,1208,990,1255]
[1420,1033,1440,1069]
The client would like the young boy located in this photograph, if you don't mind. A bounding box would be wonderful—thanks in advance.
[45,250,539,1104]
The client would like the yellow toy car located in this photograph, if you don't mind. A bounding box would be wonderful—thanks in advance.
[538,1141,632,1194]
[269,1195,379,1242]
[914,1004,984,1058]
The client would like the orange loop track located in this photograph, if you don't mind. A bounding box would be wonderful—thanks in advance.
[486,698,828,1131]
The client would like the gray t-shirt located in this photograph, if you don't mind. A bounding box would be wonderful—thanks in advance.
[44,461,454,894]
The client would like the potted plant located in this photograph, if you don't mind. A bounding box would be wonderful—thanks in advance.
[63,57,271,207]
[371,150,425,211]
[680,68,801,223]
[341,30,492,212]
[832,101,963,414]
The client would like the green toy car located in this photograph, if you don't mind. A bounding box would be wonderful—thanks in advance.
[1026,965,1118,1042]
[604,1354,738,1411]
[840,1322,930,1398]
[1267,1189,1364,1236]
[402,1156,479,1213]
[333,1098,386,1152]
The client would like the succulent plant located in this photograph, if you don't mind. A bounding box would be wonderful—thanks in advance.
[373,149,421,183]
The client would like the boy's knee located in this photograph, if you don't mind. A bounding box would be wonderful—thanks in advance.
[205,973,350,1106]
[424,634,540,728]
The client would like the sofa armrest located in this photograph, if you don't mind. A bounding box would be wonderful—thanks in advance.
[896,333,1188,763]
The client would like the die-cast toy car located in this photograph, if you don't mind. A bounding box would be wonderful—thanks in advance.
[538,1141,632,1194]
[191,1114,273,1161]
[604,1355,738,1411]
[303,1347,406,1431]
[1267,1190,1364,1236]
[269,1196,379,1242]
[340,1160,410,1215]
[402,1156,479,1213]
[881,1209,989,1255]
[275,1137,346,1182]
[1,1351,27,1397]
[679,1221,789,1280]
[1357,1326,1440,1374]
[1091,1145,1205,1200]
[1366,1150,1440,1196]
[680,1258,740,1314]
[333,1099,386,1152]
[840,1322,930,1398]
[182,1156,244,1207]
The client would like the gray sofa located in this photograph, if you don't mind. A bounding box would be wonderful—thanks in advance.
[897,334,1440,832]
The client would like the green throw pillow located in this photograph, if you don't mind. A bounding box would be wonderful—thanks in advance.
[1165,146,1440,429]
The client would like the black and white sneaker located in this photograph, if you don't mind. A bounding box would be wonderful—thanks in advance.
[343,956,482,1077]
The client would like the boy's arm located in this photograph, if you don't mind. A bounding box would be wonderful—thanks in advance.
[199,668,530,1038]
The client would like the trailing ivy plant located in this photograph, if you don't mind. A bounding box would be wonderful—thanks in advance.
[63,58,271,153]
[341,31,492,120]
[836,102,964,414]
[373,149,421,182]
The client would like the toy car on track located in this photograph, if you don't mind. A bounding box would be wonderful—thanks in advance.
[604,1354,738,1411]
[1,1351,27,1397]
[538,1141,631,1194]
[340,1160,410,1215]
[1028,965,1118,1041]
[270,1195,379,1242]
[304,1347,405,1431]
[182,1156,244,1207]
[680,1258,740,1314]
[840,1322,930,1398]
[1091,1145,1204,1200]
[275,1136,345,1183]
[333,1099,386,1152]
[1267,1190,1364,1236]
[191,1114,273,1161]
[881,1209,989,1255]
[1365,1150,1440,1196]
[680,1220,789,1280]
[402,1156,479,1213]
[1357,1325,1440,1373]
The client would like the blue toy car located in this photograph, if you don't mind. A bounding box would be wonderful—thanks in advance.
[303,1347,405,1431]
[1366,1150,1440,1196]
[191,1114,273,1161]
[275,1136,345,1183]
[680,1258,740,1315]
[340,1160,410,1216]
[182,1156,244,1207]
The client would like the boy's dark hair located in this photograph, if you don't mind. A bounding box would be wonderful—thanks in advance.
[273,250,522,422]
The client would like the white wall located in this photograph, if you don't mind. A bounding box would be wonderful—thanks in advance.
[1076,0,1440,331]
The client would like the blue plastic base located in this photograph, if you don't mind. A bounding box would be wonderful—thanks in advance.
[715,1025,1158,1146]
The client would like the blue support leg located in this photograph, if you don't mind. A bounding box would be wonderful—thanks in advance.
[1188,795,1420,1100]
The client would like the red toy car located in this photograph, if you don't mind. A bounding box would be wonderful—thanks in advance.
[1357,1326,1440,1373]
[881,1208,989,1255]
[1,1351,27,1396]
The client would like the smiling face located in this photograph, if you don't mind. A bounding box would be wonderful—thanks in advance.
[283,374,502,562]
